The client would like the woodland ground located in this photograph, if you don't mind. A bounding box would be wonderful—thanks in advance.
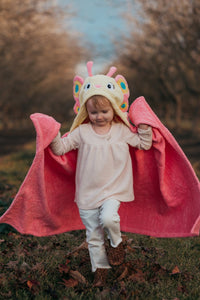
[0,128,200,300]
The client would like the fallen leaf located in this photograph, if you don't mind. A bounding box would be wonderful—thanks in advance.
[11,233,21,239]
[62,278,78,288]
[27,280,33,289]
[117,266,129,281]
[128,269,146,283]
[8,232,15,236]
[171,266,181,275]
[69,270,87,285]
[59,264,70,274]
[66,241,88,257]
[126,238,133,245]
[126,245,136,253]
[74,241,88,252]
[27,279,39,291]
[65,259,71,265]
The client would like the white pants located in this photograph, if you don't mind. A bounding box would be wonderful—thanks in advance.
[79,199,122,272]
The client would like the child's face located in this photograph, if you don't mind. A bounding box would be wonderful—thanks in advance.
[86,97,114,128]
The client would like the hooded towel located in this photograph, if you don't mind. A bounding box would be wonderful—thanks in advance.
[0,97,200,237]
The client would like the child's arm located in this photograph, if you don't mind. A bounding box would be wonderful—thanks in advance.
[124,123,152,150]
[50,132,64,155]
[50,129,80,156]
[138,124,149,130]
[137,124,152,150]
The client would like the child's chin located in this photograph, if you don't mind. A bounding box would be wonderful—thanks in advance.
[96,122,106,126]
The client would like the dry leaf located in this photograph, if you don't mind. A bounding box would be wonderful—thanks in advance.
[117,266,129,281]
[59,259,71,274]
[74,241,88,251]
[27,280,39,290]
[62,278,78,288]
[171,266,181,275]
[128,269,146,283]
[126,245,136,253]
[59,264,70,274]
[27,280,34,289]
[126,238,133,245]
[11,233,21,239]
[69,270,87,285]
[65,259,71,265]
[66,241,88,257]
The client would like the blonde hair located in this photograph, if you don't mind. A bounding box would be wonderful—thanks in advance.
[87,95,112,109]
[86,95,121,123]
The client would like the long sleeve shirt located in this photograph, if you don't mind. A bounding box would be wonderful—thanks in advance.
[51,122,152,209]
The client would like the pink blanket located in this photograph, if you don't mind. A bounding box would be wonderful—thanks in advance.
[1,97,200,237]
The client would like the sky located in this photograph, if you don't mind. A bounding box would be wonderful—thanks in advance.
[58,0,136,75]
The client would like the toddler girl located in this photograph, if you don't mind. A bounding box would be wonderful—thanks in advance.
[1,62,199,287]
[50,62,152,287]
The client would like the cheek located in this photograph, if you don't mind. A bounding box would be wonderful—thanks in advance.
[109,111,114,119]
[88,113,95,121]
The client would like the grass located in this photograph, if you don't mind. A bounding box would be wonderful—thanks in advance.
[0,141,200,299]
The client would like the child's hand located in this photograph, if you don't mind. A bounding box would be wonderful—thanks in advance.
[51,131,61,144]
[138,124,150,130]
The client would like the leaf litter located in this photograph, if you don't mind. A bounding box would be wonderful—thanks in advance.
[0,229,198,299]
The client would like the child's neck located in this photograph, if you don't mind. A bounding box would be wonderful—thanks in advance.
[91,122,112,135]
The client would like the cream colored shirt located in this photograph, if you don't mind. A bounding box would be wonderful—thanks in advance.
[51,122,152,209]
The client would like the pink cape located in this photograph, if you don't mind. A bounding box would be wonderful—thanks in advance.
[0,97,200,237]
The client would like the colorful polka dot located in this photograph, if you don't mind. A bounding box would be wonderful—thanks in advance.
[120,82,126,90]
[75,106,80,113]
[75,84,79,93]
[74,80,82,97]
[121,103,126,108]
[120,101,128,112]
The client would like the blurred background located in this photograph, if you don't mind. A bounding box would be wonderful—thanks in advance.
[0,0,199,165]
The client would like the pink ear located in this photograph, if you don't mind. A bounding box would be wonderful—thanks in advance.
[73,76,84,114]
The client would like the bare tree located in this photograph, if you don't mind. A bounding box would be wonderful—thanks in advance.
[116,0,200,129]
[0,0,84,129]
